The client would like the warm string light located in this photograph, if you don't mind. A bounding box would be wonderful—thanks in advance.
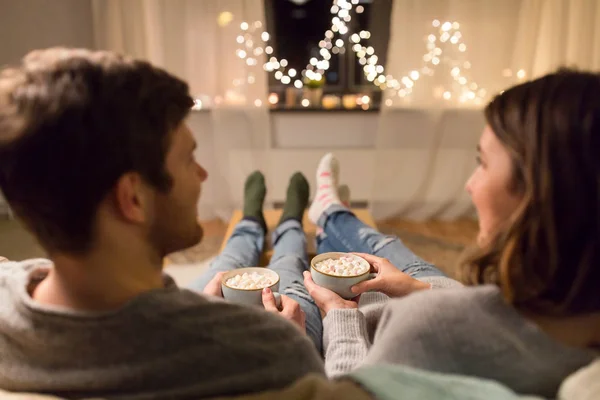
[231,11,499,107]
[231,20,271,106]
[349,35,415,98]
[192,99,203,110]
[234,0,359,90]
[268,93,279,105]
[303,0,357,81]
[234,20,304,91]
[349,19,488,105]
[502,68,527,83]
[422,20,486,104]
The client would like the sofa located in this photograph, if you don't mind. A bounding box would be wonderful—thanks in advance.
[1,360,598,400]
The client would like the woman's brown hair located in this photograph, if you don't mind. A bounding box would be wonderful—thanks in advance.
[462,69,600,316]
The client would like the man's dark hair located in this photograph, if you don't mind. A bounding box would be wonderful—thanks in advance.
[0,48,193,253]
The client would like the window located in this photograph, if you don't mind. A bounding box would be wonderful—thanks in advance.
[264,0,393,109]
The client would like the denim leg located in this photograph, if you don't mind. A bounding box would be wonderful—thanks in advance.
[187,220,263,291]
[270,219,323,354]
[315,231,340,254]
[316,206,446,279]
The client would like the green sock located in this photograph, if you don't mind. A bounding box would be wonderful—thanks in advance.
[243,171,267,231]
[279,172,309,225]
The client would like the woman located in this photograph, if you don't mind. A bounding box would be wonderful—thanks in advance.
[303,69,600,397]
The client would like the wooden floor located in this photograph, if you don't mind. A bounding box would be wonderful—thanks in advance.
[377,218,478,247]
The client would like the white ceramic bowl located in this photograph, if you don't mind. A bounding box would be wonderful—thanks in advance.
[221,267,280,307]
[310,252,374,299]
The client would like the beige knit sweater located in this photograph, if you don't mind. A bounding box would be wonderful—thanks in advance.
[323,284,597,398]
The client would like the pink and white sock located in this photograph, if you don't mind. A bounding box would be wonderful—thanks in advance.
[338,184,351,207]
[309,153,343,224]
[316,184,350,235]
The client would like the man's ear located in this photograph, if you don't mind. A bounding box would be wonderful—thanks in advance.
[113,173,149,224]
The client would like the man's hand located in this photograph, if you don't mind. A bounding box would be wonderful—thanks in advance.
[303,271,359,315]
[262,288,306,333]
[202,272,226,298]
[350,253,431,298]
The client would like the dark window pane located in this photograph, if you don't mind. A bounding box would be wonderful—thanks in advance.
[265,0,337,86]
[349,0,392,88]
[264,0,392,108]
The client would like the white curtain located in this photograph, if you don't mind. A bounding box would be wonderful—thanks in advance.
[513,0,600,78]
[371,0,600,220]
[91,0,269,103]
[91,0,271,220]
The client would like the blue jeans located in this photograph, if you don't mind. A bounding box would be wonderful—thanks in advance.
[188,219,323,353]
[316,205,445,279]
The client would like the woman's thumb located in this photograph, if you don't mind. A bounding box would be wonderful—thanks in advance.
[261,287,278,311]
[351,279,377,295]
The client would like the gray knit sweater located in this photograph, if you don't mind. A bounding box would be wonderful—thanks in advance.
[0,260,325,399]
[324,280,597,398]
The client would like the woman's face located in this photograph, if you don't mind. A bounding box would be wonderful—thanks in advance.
[466,126,523,246]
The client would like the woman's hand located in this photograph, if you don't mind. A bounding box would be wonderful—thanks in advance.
[350,253,431,298]
[262,288,306,333]
[303,271,359,315]
[202,272,226,297]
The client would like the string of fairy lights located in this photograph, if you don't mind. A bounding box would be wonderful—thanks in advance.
[368,19,489,106]
[226,0,526,107]
[234,0,361,90]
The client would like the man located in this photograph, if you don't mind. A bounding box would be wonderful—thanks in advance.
[0,48,323,399]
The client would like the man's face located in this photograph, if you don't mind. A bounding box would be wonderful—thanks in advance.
[149,123,208,256]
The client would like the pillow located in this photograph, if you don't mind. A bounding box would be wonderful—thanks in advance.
[559,358,600,400]
[348,365,545,400]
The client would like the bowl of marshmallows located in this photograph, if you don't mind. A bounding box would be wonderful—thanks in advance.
[221,267,280,307]
[310,252,374,299]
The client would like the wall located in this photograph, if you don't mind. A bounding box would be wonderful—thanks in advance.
[188,109,482,221]
[0,0,94,67]
[0,0,95,215]
[188,111,382,220]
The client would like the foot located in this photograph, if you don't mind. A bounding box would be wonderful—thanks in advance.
[243,171,267,231]
[308,153,344,224]
[316,184,351,235]
[338,184,351,207]
[279,172,310,224]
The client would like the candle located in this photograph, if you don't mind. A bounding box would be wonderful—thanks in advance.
[342,94,357,109]
[286,87,298,108]
[322,95,340,109]
[268,93,279,107]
